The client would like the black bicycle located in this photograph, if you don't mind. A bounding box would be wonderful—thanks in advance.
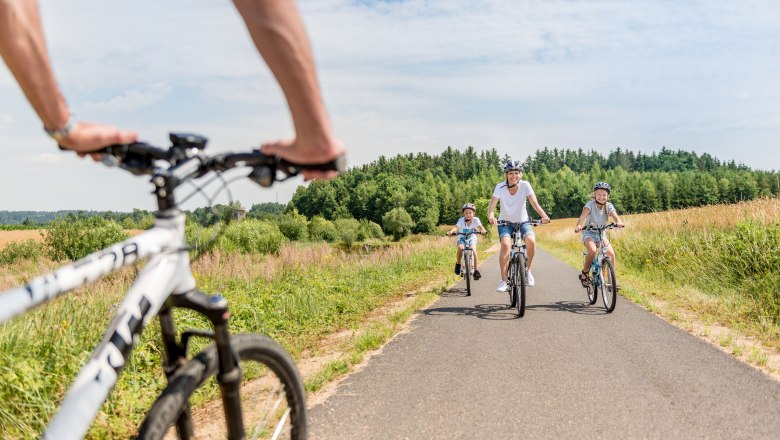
[0,133,344,439]
[448,231,485,296]
[498,220,542,317]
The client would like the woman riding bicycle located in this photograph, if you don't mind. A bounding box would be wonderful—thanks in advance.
[574,182,624,287]
[488,160,550,292]
[446,203,488,280]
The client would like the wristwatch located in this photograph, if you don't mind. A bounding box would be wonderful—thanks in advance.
[44,115,75,142]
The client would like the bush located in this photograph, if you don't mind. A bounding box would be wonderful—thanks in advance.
[44,216,129,261]
[219,219,283,254]
[359,219,385,240]
[0,239,44,264]
[185,222,222,254]
[334,218,361,247]
[309,216,337,242]
[383,208,415,241]
[278,210,308,241]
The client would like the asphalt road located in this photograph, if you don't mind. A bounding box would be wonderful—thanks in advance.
[308,247,780,439]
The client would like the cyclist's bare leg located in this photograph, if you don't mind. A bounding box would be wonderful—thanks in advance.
[473,250,479,268]
[499,236,512,280]
[456,243,464,265]
[583,239,598,271]
[524,234,537,270]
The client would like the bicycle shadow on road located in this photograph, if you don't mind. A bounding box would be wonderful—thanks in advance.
[439,286,470,298]
[423,303,519,321]
[525,300,610,315]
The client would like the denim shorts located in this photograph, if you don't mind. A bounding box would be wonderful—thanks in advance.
[458,236,477,248]
[498,223,535,240]
[582,230,609,245]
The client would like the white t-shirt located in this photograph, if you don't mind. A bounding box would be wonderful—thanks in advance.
[584,200,616,227]
[492,181,535,222]
[455,216,483,233]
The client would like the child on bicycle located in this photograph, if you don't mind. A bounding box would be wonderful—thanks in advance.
[446,203,488,279]
[574,182,624,287]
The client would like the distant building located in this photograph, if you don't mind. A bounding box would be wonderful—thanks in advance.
[232,208,247,222]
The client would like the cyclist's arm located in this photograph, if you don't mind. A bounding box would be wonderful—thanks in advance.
[609,209,624,228]
[575,207,590,232]
[487,196,499,225]
[0,0,137,152]
[233,0,344,174]
[527,193,550,223]
[0,0,67,133]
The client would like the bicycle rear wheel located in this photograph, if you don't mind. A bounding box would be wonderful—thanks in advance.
[137,333,307,440]
[464,251,472,297]
[586,267,598,305]
[600,258,617,313]
[515,254,527,317]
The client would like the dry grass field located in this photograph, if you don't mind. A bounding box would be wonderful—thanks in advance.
[0,230,44,250]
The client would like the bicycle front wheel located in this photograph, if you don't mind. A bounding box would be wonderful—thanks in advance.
[464,252,472,297]
[515,254,527,318]
[138,333,307,440]
[508,258,517,307]
[600,258,617,313]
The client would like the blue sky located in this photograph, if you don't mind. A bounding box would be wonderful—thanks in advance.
[1,0,779,211]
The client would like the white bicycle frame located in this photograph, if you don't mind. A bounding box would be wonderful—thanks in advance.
[0,212,194,440]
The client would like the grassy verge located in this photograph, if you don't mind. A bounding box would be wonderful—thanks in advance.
[535,198,780,375]
[0,236,472,439]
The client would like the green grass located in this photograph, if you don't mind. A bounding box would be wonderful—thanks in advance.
[0,237,462,439]
[537,214,780,352]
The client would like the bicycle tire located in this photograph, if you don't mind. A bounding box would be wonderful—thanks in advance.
[516,254,526,318]
[600,258,617,313]
[464,251,472,297]
[508,257,517,307]
[586,267,598,305]
[137,333,307,440]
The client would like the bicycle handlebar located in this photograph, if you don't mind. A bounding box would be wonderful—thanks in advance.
[582,223,624,231]
[448,231,486,236]
[97,132,346,187]
[496,219,543,228]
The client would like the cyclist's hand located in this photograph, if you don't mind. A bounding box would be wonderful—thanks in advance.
[58,121,138,156]
[616,221,625,228]
[261,135,346,180]
[488,215,497,226]
[575,224,583,233]
[541,216,551,224]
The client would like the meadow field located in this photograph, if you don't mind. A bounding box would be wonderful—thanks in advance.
[0,229,44,250]
[535,197,780,374]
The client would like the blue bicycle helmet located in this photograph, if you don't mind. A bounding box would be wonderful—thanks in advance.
[593,181,611,193]
[503,160,523,173]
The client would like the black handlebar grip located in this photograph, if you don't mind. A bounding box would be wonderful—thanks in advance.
[278,154,347,174]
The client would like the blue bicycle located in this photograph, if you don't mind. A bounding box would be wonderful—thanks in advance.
[582,223,622,313]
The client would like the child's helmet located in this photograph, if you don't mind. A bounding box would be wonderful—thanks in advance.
[503,160,523,172]
[593,181,611,193]
[461,203,476,212]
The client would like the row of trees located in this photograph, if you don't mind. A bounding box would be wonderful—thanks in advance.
[289,147,779,228]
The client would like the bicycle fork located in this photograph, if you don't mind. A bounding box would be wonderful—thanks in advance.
[158,290,245,440]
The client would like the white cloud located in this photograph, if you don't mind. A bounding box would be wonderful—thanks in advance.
[81,83,172,114]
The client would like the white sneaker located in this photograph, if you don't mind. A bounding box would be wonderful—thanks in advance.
[496,280,508,292]
[527,271,535,287]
